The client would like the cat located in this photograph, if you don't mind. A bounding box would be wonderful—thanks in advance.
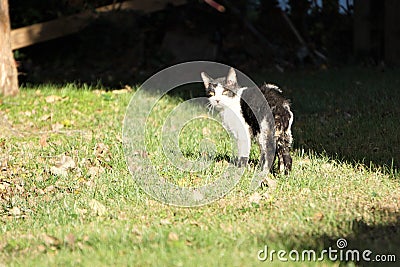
[201,67,293,174]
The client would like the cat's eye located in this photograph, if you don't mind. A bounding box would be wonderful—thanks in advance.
[222,90,231,96]
[209,91,215,96]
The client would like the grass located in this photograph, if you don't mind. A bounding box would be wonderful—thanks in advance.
[0,67,399,266]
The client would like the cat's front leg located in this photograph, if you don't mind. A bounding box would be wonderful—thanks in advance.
[237,138,251,167]
[237,156,249,167]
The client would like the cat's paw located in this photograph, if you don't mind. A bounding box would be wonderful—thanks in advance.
[236,156,249,168]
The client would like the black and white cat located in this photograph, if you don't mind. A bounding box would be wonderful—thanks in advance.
[201,68,293,174]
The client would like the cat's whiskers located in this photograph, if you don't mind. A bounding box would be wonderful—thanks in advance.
[206,102,215,116]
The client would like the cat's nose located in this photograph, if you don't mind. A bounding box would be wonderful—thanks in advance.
[215,100,220,103]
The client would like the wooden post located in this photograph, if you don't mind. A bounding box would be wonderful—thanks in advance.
[0,0,18,96]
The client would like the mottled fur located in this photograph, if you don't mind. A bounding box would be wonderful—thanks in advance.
[260,84,293,174]
[201,68,293,174]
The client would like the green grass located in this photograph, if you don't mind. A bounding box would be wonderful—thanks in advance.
[0,68,399,266]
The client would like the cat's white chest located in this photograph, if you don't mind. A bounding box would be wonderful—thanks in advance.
[220,103,250,140]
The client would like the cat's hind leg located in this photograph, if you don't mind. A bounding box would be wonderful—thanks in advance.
[277,138,292,174]
[275,102,293,174]
[257,129,275,172]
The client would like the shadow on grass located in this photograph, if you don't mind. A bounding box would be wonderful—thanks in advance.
[320,217,400,266]
[251,67,400,173]
[257,214,400,266]
[333,218,400,266]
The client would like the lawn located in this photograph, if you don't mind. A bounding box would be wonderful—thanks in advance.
[0,67,399,266]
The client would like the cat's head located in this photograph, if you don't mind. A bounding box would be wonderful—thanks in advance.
[201,67,240,108]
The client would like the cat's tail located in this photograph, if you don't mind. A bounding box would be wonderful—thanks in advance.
[261,83,283,93]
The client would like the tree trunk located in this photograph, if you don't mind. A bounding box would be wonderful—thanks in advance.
[0,0,18,96]
[385,0,400,65]
[353,0,371,58]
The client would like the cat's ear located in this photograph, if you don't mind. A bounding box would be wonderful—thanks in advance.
[201,72,212,88]
[226,67,237,86]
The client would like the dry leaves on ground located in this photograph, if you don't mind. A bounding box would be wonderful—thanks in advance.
[89,199,107,216]
[45,95,68,103]
[50,155,76,177]
[168,232,179,241]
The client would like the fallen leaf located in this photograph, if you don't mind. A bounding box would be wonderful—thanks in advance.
[94,143,111,161]
[65,233,76,246]
[45,95,62,103]
[189,220,201,227]
[37,244,46,252]
[124,85,133,91]
[39,134,48,147]
[168,232,179,241]
[262,192,274,203]
[298,158,311,167]
[219,223,233,233]
[0,139,5,149]
[89,199,107,216]
[1,159,8,171]
[50,166,68,176]
[160,219,171,225]
[301,188,311,195]
[132,227,142,236]
[117,211,128,220]
[202,127,211,135]
[59,155,76,169]
[249,192,262,204]
[313,212,324,221]
[36,188,45,195]
[44,185,55,193]
[42,233,61,247]
[40,114,52,121]
[87,166,105,178]
[84,179,95,188]
[75,207,87,216]
[51,123,64,132]
[112,89,130,94]
[95,143,109,154]
[93,89,106,95]
[9,206,21,216]
[50,155,76,176]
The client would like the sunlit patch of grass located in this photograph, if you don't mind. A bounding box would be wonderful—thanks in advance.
[0,68,399,266]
